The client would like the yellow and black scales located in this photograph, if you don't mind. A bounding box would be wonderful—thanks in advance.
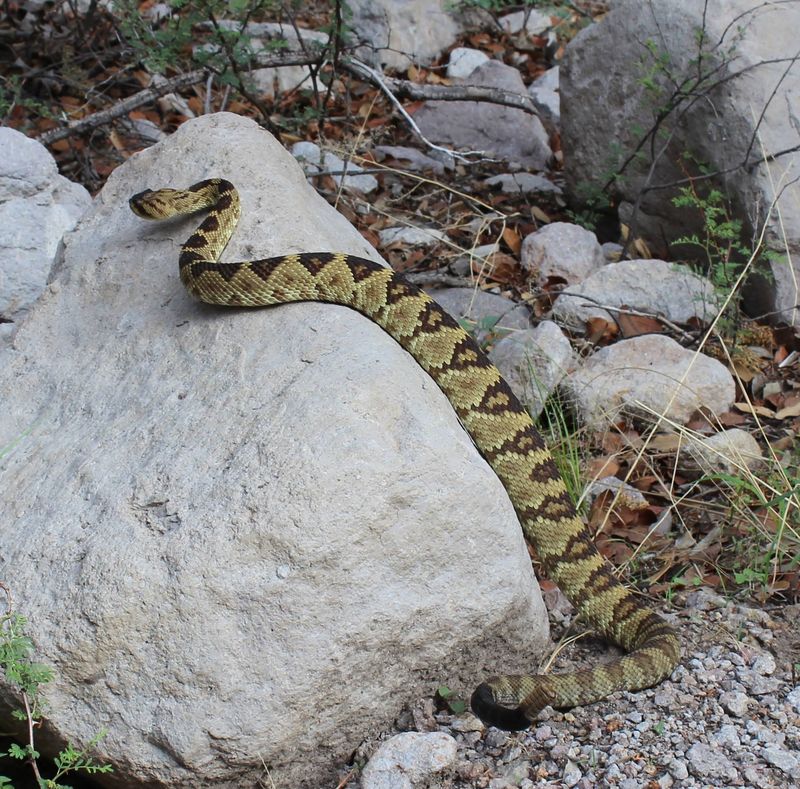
[130,178,681,730]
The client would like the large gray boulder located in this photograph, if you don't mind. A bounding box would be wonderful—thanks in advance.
[561,0,800,325]
[0,113,548,788]
[0,127,91,343]
[414,60,552,170]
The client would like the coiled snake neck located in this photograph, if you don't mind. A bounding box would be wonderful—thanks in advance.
[130,178,680,730]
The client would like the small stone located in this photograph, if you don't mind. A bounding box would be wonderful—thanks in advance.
[378,226,447,247]
[484,729,509,749]
[787,686,800,712]
[751,652,776,675]
[563,760,582,787]
[520,221,604,285]
[668,758,689,780]
[498,8,550,34]
[762,745,798,774]
[719,690,750,717]
[488,321,574,417]
[687,743,738,781]
[447,47,489,79]
[360,732,458,789]
[686,428,764,473]
[485,173,562,195]
[712,724,741,748]
[449,713,484,733]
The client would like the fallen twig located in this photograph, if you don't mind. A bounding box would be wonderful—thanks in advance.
[36,48,323,145]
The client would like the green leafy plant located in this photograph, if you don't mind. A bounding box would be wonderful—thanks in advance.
[435,685,466,715]
[0,588,112,788]
[671,181,750,333]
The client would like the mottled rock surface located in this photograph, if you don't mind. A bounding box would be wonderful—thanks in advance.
[0,113,549,789]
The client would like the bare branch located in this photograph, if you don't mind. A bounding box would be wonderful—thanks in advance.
[36,48,323,145]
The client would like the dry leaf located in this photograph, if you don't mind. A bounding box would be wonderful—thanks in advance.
[501,226,522,255]
[617,311,663,338]
[585,316,617,344]
[734,402,776,418]
[776,401,800,419]
[530,206,551,223]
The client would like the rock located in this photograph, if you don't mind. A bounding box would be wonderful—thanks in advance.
[378,226,447,247]
[0,127,91,340]
[498,9,551,35]
[428,287,531,346]
[450,243,500,277]
[563,334,735,429]
[562,759,582,787]
[561,0,800,326]
[529,67,560,125]
[720,690,751,717]
[373,145,452,175]
[447,47,489,79]
[686,742,738,782]
[601,242,623,262]
[197,20,328,98]
[552,259,719,330]
[787,686,800,713]
[712,724,741,748]
[488,321,574,417]
[586,476,648,509]
[685,428,763,474]
[292,141,378,193]
[485,173,562,195]
[520,222,604,286]
[360,732,457,789]
[762,746,799,776]
[347,0,462,70]
[533,67,559,93]
[0,113,549,789]
[668,759,689,780]
[414,60,551,170]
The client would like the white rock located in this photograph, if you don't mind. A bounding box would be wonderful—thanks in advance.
[533,67,559,92]
[291,141,378,193]
[447,47,489,79]
[529,85,560,125]
[347,0,462,70]
[521,222,604,285]
[488,321,574,417]
[414,60,551,170]
[0,113,548,789]
[361,732,457,789]
[563,334,735,429]
[587,476,648,509]
[373,145,451,174]
[762,746,799,775]
[552,259,719,329]
[686,429,763,474]
[499,9,551,35]
[787,686,800,713]
[0,128,91,336]
[485,173,562,194]
[378,226,447,247]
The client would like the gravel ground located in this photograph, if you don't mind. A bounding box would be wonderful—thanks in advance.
[343,589,800,789]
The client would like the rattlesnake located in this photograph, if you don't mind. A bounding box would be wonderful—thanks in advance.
[129,178,680,730]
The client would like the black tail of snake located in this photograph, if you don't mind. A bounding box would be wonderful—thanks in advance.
[129,178,680,730]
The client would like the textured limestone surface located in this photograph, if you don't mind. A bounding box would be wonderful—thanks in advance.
[0,113,548,788]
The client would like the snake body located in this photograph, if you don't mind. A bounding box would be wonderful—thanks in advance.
[130,178,680,730]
